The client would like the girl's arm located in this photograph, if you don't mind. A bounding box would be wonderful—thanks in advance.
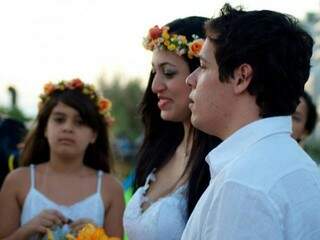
[103,174,125,239]
[0,169,29,239]
[0,169,66,239]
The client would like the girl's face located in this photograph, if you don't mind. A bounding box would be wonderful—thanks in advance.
[151,49,191,122]
[45,102,97,159]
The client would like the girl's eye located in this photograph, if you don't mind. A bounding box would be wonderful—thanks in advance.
[53,117,65,123]
[75,118,85,126]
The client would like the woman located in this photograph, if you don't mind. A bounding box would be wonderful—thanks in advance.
[123,17,221,240]
[292,90,318,144]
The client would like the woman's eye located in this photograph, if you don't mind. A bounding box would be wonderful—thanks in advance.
[163,69,176,78]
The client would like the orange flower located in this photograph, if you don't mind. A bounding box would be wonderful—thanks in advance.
[149,25,162,40]
[188,39,204,57]
[99,98,112,113]
[43,82,55,95]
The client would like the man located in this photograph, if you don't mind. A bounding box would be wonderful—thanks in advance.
[182,4,320,240]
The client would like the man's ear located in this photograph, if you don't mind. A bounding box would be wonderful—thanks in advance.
[232,63,253,94]
[90,131,97,144]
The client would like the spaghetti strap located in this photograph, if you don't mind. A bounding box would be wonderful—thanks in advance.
[96,171,103,193]
[30,164,35,188]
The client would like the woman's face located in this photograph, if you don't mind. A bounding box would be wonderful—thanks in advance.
[292,97,308,142]
[151,49,191,122]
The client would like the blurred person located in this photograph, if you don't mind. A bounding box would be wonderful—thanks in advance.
[123,16,221,240]
[292,90,318,144]
[183,4,320,240]
[0,118,27,188]
[0,79,124,239]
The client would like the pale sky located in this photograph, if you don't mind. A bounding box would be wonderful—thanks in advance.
[0,0,319,116]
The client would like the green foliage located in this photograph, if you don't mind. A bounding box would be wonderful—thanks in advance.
[0,106,30,122]
[99,75,144,141]
[304,139,320,165]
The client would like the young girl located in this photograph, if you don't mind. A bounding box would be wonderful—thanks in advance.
[123,17,221,240]
[0,78,125,239]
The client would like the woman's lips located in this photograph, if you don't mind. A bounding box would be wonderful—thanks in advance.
[158,98,171,109]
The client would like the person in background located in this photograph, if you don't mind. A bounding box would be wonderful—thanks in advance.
[183,4,320,239]
[0,78,124,239]
[123,16,221,240]
[0,118,27,188]
[292,90,318,144]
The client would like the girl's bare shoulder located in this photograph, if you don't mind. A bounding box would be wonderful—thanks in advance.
[101,173,124,201]
[1,167,31,200]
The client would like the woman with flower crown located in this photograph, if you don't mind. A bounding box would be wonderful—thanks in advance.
[0,79,125,239]
[123,17,221,240]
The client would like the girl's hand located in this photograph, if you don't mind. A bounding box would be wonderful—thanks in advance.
[69,218,96,233]
[21,209,67,237]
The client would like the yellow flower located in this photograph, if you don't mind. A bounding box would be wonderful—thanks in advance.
[167,44,176,51]
[162,30,170,40]
[177,35,187,44]
[46,228,54,240]
[66,234,76,240]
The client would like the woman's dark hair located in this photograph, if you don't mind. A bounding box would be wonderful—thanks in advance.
[20,88,113,172]
[134,16,221,217]
[302,91,318,134]
[205,3,314,117]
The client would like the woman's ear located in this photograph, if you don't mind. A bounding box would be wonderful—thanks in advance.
[232,63,253,94]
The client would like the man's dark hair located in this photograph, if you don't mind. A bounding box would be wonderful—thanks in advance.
[205,4,314,117]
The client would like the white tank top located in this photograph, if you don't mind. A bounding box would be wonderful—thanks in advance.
[123,169,188,240]
[20,165,105,227]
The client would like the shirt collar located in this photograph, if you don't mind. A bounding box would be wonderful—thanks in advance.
[206,116,292,178]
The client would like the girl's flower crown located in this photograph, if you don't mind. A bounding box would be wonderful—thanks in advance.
[39,78,114,125]
[143,25,204,59]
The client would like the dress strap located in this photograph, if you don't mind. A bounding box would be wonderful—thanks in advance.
[30,164,35,188]
[96,170,103,193]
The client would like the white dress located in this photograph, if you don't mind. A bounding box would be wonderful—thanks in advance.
[20,165,105,239]
[123,169,188,240]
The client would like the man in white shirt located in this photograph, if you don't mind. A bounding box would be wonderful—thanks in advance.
[182,3,320,240]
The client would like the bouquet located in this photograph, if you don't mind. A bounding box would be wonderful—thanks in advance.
[41,223,120,240]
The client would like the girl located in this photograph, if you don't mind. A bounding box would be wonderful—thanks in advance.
[0,78,124,239]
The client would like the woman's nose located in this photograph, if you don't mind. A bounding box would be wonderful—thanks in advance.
[151,74,166,93]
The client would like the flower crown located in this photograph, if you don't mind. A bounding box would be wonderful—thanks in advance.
[39,78,114,125]
[143,25,204,59]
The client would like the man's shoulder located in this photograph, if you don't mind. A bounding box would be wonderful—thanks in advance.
[222,135,318,193]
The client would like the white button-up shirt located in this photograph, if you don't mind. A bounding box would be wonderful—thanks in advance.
[182,116,320,240]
